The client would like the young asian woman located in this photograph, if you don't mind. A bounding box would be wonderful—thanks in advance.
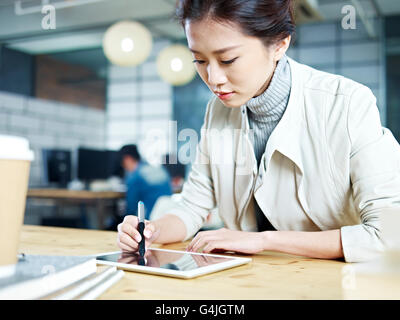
[116,0,400,263]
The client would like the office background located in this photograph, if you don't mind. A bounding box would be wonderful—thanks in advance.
[0,0,399,229]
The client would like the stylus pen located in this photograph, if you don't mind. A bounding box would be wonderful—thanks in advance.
[138,201,146,257]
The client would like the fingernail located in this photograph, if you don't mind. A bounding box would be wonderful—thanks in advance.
[135,235,141,242]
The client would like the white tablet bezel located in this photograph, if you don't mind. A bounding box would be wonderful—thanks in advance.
[94,248,252,279]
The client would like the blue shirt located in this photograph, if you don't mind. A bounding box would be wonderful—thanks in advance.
[125,162,172,220]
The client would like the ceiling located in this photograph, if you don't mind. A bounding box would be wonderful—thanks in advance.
[1,0,400,74]
[0,0,182,76]
[1,0,400,51]
[0,0,182,48]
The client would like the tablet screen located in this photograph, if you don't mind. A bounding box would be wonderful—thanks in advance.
[96,249,231,272]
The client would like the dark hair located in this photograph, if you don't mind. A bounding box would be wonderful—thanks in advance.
[163,154,186,178]
[119,144,141,161]
[175,0,295,46]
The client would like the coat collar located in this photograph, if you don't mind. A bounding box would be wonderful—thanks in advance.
[240,57,306,176]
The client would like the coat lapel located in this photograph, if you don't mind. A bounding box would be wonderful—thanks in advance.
[235,58,310,223]
[234,106,257,224]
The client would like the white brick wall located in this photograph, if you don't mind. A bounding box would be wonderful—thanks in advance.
[142,80,172,97]
[0,113,7,129]
[106,38,173,165]
[141,99,172,117]
[26,98,60,118]
[108,65,137,80]
[141,60,159,78]
[58,103,84,122]
[108,102,139,118]
[0,91,25,113]
[9,113,42,132]
[107,82,139,100]
[0,91,106,186]
[42,119,70,135]
[107,120,138,137]
[83,108,105,127]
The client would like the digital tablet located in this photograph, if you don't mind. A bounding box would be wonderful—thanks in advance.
[95,248,251,279]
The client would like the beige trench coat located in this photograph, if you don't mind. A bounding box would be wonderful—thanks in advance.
[168,57,400,263]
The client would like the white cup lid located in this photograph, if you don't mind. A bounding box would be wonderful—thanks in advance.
[0,135,34,161]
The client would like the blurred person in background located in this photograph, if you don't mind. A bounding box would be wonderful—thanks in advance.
[107,145,172,230]
[162,154,186,193]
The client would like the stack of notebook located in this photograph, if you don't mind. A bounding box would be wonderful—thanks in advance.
[0,254,124,300]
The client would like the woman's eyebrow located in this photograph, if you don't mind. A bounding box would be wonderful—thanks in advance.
[189,45,242,55]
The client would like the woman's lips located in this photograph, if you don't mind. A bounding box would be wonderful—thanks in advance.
[215,92,235,100]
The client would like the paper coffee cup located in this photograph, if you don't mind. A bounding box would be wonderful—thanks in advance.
[0,135,34,278]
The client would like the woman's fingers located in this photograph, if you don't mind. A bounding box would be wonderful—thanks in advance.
[117,215,159,254]
[186,228,230,252]
[122,215,139,228]
[117,232,139,251]
[118,215,144,242]
[118,239,137,253]
[144,222,156,239]
[120,221,143,242]
[186,231,202,251]
[189,234,217,252]
[117,216,141,252]
[203,241,225,253]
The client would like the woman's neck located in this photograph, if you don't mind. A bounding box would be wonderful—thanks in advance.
[253,60,279,98]
[246,54,291,122]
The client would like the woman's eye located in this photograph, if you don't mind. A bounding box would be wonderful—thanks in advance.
[192,58,238,65]
[221,58,238,65]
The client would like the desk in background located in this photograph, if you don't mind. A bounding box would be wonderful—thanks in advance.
[27,189,125,230]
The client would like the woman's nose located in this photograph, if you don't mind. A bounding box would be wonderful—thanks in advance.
[207,63,227,87]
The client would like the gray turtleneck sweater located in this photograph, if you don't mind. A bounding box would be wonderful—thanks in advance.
[245,55,292,231]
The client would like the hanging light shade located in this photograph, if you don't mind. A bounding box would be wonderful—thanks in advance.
[156,44,196,86]
[103,20,152,67]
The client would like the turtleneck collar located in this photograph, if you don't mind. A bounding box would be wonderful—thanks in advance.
[245,54,291,124]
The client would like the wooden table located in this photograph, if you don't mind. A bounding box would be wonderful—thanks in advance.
[27,189,125,229]
[17,225,351,300]
[19,225,400,300]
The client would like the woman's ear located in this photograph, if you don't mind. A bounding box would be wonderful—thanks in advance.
[273,35,291,61]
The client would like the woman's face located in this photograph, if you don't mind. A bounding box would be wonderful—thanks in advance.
[185,18,289,108]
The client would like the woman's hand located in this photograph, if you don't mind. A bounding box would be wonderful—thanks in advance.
[186,228,266,254]
[117,215,160,252]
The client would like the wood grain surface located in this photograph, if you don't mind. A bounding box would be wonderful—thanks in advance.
[27,189,125,200]
[16,225,365,299]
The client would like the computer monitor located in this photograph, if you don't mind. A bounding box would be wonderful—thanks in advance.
[42,149,72,188]
[107,150,124,178]
[77,148,123,181]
